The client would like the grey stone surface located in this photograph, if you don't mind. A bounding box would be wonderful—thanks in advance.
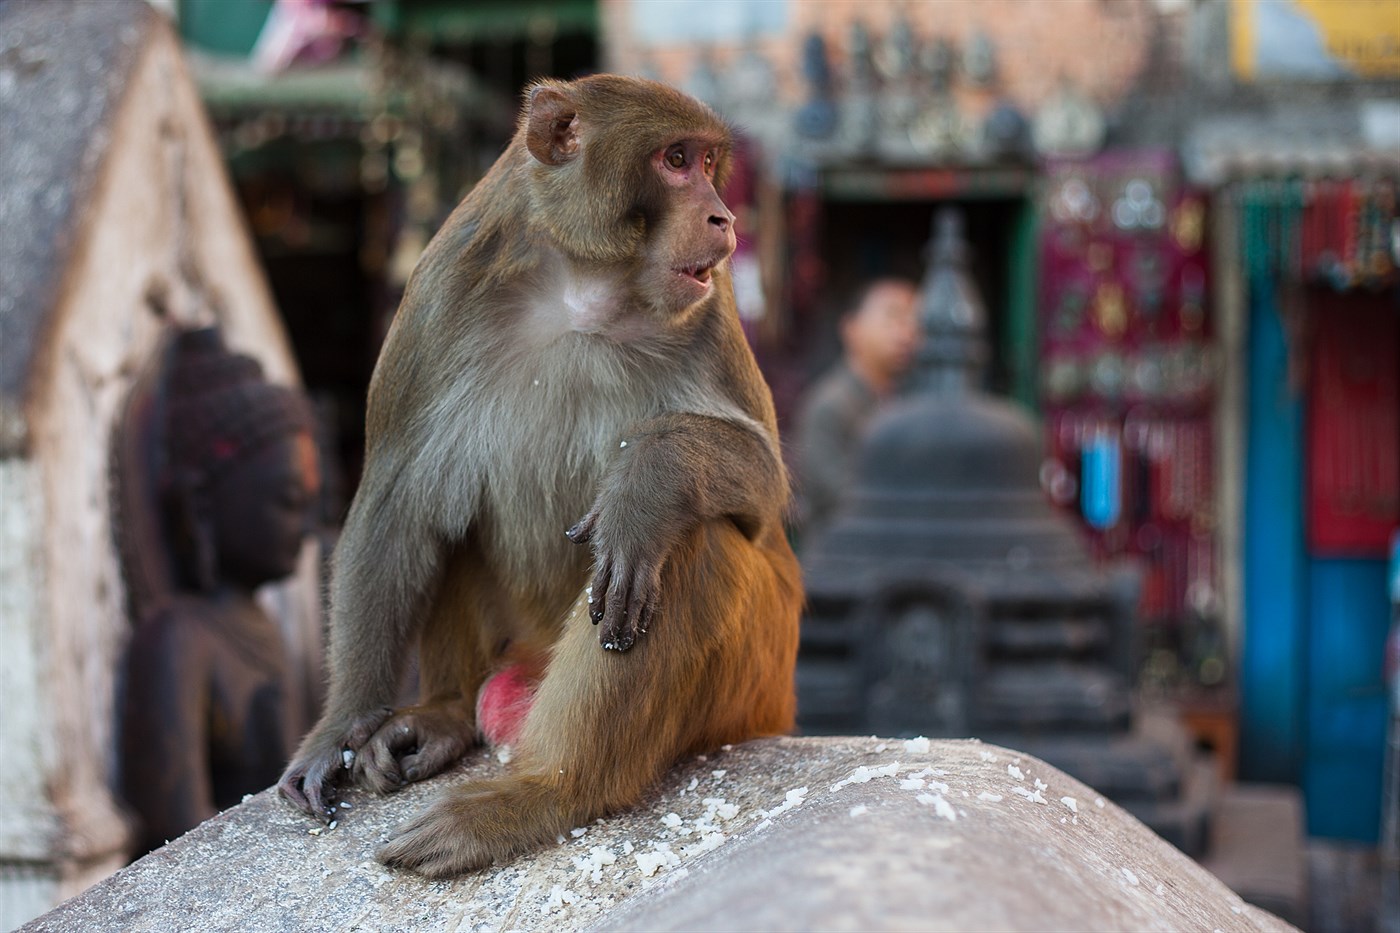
[26,736,1293,932]
[0,0,152,423]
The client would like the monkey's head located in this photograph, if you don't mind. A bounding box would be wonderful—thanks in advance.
[521,75,737,317]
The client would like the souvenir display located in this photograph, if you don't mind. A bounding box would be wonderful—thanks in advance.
[1038,150,1218,631]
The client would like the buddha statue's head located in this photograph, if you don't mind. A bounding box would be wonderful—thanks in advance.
[160,328,319,594]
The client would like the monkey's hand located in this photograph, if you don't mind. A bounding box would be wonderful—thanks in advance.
[565,507,667,653]
[353,700,475,794]
[277,706,393,822]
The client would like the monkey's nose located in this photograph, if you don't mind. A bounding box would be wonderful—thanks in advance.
[709,211,733,233]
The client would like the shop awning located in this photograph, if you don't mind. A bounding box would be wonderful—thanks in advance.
[1184,99,1400,185]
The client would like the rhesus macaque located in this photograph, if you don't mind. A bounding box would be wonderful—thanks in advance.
[277,75,801,877]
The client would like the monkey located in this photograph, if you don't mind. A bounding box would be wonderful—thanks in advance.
[275,74,802,878]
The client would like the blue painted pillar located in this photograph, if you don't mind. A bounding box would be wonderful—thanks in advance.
[1240,278,1308,783]
[1305,559,1389,840]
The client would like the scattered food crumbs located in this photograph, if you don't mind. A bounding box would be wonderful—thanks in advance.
[544,885,578,912]
[1007,764,1024,781]
[342,749,355,769]
[570,827,587,838]
[496,746,513,764]
[1034,778,1048,792]
[903,736,931,754]
[979,751,996,762]
[1011,787,1048,804]
[761,786,809,819]
[755,819,772,831]
[557,834,567,844]
[977,792,1003,802]
[721,744,733,751]
[849,805,869,817]
[619,441,627,448]
[241,794,253,804]
[339,801,352,809]
[1155,883,1165,897]
[916,793,958,821]
[696,754,707,762]
[661,813,683,829]
[900,778,926,791]
[1072,816,1078,825]
[1061,797,1078,813]
[712,769,727,780]
[328,820,337,830]
[571,845,618,884]
[711,801,739,821]
[1060,817,1067,824]
[1095,797,1105,809]
[682,831,727,857]
[635,842,681,877]
[686,777,700,792]
[928,780,950,794]
[622,840,634,855]
[1122,868,1140,886]
[832,762,901,791]
[307,828,323,836]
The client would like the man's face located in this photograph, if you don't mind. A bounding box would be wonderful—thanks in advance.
[846,282,921,380]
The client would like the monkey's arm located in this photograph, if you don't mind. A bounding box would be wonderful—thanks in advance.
[278,454,447,818]
[567,411,786,651]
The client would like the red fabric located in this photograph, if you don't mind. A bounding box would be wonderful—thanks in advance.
[1307,290,1400,556]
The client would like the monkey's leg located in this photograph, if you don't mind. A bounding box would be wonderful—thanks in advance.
[355,542,551,793]
[377,522,800,877]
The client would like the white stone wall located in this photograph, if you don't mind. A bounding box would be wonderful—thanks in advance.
[1,17,322,926]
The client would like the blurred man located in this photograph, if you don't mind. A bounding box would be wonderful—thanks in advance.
[794,278,921,545]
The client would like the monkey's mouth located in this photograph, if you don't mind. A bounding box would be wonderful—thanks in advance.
[675,263,715,286]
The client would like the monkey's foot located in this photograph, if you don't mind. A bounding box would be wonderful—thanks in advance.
[355,700,475,794]
[378,778,570,878]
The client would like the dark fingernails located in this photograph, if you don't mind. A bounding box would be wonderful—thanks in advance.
[565,521,582,540]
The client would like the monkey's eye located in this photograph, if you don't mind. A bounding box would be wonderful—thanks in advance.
[703,152,715,173]
[665,146,687,170]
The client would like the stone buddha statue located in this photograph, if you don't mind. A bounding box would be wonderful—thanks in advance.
[115,328,319,856]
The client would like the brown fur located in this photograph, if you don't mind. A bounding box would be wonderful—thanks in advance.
[276,74,801,877]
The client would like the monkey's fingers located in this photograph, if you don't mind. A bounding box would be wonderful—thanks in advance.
[588,556,614,625]
[354,726,407,794]
[564,510,599,545]
[598,567,634,650]
[603,566,662,652]
[278,758,337,823]
[399,734,469,783]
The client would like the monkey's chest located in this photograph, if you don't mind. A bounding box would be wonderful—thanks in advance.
[469,360,653,572]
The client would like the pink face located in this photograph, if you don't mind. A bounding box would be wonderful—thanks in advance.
[647,137,736,313]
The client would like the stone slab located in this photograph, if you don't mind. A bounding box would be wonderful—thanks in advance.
[25,737,1294,932]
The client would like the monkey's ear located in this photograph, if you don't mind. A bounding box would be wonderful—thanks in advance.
[525,86,580,166]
